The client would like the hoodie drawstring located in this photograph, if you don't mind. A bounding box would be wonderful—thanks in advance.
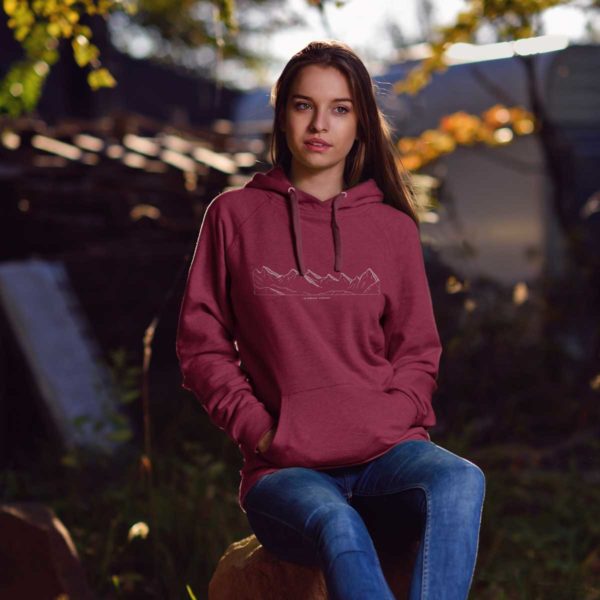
[287,186,347,276]
[332,193,345,273]
[288,187,306,276]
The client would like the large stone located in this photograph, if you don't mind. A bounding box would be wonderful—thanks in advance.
[209,533,419,600]
[0,502,94,600]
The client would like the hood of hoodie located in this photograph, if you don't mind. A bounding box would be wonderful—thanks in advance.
[244,165,384,277]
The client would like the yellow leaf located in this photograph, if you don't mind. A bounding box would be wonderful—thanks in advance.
[15,25,29,41]
[88,67,117,90]
[72,40,99,66]
[47,21,61,37]
[3,0,17,16]
[124,2,137,15]
[44,0,57,14]
[74,24,92,38]
[66,9,79,24]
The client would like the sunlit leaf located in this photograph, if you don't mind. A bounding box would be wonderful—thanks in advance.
[72,38,99,67]
[87,67,117,90]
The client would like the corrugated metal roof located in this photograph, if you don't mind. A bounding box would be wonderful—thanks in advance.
[545,45,600,125]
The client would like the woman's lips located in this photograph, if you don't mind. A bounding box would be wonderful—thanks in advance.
[304,141,331,152]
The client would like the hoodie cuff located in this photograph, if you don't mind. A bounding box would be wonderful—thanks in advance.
[253,421,277,455]
[386,388,420,425]
[238,404,277,454]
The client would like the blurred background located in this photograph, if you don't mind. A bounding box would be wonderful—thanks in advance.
[0,1,599,598]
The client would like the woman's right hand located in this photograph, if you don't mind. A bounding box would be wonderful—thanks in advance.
[257,427,276,454]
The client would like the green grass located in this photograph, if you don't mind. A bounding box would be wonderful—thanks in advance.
[3,421,598,599]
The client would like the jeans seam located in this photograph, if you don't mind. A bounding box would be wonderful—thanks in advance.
[464,473,486,594]
[422,485,430,600]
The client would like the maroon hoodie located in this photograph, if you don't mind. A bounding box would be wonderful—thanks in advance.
[175,165,443,512]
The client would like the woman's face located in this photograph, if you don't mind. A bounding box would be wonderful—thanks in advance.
[281,64,358,183]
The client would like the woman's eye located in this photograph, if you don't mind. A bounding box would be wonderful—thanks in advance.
[293,102,350,114]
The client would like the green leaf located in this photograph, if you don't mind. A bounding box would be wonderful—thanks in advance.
[72,414,91,427]
[106,428,133,443]
[120,389,140,404]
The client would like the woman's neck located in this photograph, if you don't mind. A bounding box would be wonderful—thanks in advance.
[288,164,346,202]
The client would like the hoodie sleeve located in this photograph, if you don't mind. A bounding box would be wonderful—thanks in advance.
[382,217,442,428]
[175,199,276,453]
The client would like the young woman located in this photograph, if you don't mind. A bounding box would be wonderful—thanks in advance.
[176,40,486,600]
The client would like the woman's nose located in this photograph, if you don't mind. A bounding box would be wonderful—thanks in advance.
[310,109,328,132]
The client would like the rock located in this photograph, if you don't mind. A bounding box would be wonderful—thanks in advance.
[0,502,94,600]
[208,534,419,600]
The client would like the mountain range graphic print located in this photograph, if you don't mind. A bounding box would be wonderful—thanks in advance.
[253,266,381,296]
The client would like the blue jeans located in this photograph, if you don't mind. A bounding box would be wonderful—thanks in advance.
[244,439,486,600]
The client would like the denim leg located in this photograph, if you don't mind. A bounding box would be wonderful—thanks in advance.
[244,466,396,600]
[350,440,486,600]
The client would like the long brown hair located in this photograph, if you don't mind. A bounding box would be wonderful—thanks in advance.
[269,39,420,227]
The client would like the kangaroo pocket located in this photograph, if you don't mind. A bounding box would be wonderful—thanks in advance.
[261,382,417,468]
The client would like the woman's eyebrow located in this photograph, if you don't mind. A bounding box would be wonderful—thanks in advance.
[291,94,353,103]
